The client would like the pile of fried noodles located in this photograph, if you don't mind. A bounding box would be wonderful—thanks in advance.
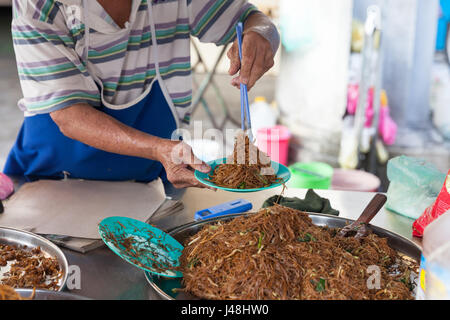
[0,244,62,290]
[179,205,418,300]
[207,132,281,189]
[0,285,34,300]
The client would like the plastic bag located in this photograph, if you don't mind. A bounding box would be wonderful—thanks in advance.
[386,156,446,220]
[413,171,450,237]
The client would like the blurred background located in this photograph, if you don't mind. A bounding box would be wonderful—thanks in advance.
[0,0,449,193]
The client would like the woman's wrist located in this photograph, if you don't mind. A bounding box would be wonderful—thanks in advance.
[151,138,178,164]
[244,12,280,55]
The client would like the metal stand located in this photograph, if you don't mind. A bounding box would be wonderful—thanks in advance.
[190,41,240,130]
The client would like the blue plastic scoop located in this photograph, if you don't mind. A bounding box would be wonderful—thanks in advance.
[98,216,184,278]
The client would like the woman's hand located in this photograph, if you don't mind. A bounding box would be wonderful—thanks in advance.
[156,140,214,189]
[227,30,275,91]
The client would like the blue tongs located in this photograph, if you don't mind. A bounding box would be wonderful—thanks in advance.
[236,22,254,142]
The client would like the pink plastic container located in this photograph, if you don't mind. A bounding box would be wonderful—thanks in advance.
[256,125,291,165]
[0,172,14,200]
[331,169,380,192]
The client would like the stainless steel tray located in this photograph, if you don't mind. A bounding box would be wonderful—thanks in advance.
[0,226,69,291]
[145,212,422,300]
[14,289,89,300]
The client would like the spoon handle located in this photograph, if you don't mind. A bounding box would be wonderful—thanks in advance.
[355,193,387,225]
[236,22,253,141]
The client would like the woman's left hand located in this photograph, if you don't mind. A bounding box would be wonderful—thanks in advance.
[227,30,274,91]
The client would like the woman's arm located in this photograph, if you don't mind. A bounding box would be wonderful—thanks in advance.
[51,104,212,189]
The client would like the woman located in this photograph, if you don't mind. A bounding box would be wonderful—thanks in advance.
[4,0,279,188]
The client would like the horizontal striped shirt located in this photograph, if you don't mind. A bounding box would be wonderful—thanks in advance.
[12,0,259,125]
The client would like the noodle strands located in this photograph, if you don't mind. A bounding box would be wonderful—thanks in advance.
[179,205,418,300]
[207,132,281,189]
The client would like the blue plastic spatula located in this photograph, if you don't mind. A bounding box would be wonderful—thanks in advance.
[98,216,184,278]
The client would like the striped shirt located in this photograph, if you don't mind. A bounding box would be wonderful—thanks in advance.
[11,0,259,125]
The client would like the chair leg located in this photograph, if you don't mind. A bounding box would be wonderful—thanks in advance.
[191,42,240,130]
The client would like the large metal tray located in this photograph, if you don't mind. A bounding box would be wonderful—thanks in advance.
[0,226,69,291]
[14,289,89,300]
[145,212,422,300]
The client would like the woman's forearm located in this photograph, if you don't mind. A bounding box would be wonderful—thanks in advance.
[50,103,212,189]
[50,103,166,161]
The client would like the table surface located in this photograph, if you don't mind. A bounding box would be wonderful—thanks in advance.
[57,186,420,300]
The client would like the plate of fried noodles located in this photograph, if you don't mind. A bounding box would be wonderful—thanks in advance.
[145,205,420,300]
[195,132,290,192]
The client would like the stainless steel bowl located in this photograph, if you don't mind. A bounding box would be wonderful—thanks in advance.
[14,289,89,300]
[145,212,422,300]
[0,226,69,291]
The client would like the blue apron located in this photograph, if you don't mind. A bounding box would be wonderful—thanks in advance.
[3,81,176,182]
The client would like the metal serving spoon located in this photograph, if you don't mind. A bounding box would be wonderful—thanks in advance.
[338,193,387,238]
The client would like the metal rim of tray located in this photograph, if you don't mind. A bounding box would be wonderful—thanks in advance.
[0,226,69,291]
[145,212,422,300]
[13,289,89,300]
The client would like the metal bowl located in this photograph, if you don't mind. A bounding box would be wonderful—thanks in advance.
[14,289,90,300]
[0,226,69,291]
[145,212,422,300]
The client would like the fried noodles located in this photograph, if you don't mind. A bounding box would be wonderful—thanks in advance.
[0,244,62,290]
[180,205,418,300]
[207,132,281,189]
[0,284,35,300]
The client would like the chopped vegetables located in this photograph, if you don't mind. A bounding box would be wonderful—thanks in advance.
[257,232,265,249]
[310,278,326,292]
[298,233,316,242]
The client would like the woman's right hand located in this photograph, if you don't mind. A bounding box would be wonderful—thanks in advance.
[156,140,214,189]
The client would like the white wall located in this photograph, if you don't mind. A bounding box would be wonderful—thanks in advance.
[276,0,354,164]
[277,0,353,133]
